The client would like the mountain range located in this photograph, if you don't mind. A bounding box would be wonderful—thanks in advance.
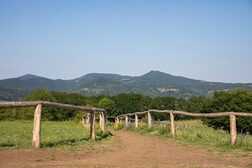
[0,71,252,100]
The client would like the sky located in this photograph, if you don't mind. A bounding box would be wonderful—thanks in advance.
[0,0,252,83]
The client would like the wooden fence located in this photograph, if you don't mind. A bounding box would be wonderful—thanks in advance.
[0,101,106,148]
[115,110,252,145]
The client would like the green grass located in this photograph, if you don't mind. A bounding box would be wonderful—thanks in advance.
[115,120,252,152]
[0,120,111,149]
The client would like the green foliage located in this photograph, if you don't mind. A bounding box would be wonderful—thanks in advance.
[24,89,56,101]
[110,93,186,118]
[0,108,19,120]
[0,89,86,121]
[22,89,58,120]
[203,89,252,134]
[51,91,87,121]
[112,93,143,116]
[98,97,116,116]
[185,96,210,113]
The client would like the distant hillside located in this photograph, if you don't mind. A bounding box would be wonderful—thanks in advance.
[0,71,252,100]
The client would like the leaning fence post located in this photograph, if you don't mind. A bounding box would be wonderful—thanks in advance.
[229,114,237,145]
[32,103,42,148]
[135,114,138,128]
[99,112,105,132]
[170,112,175,138]
[148,111,152,128]
[125,115,129,126]
[90,111,96,141]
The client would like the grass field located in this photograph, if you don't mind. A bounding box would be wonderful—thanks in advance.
[0,121,110,149]
[115,120,252,152]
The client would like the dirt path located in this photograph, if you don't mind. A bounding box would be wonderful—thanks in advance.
[0,131,251,168]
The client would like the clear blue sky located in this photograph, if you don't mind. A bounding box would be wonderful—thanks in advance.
[0,0,251,83]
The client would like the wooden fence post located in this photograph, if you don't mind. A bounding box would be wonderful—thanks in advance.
[148,112,152,128]
[99,112,105,132]
[90,111,96,141]
[135,114,138,128]
[170,113,175,138]
[82,114,90,128]
[115,117,119,125]
[32,103,42,148]
[125,115,129,126]
[86,114,90,125]
[82,115,85,126]
[229,114,237,145]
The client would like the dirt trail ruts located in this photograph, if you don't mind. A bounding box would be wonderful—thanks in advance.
[0,131,251,168]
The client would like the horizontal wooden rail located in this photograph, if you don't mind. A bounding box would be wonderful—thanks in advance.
[117,110,252,118]
[0,101,106,148]
[0,101,105,112]
[0,101,41,108]
[115,109,252,145]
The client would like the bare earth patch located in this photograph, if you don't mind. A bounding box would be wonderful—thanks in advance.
[0,131,251,168]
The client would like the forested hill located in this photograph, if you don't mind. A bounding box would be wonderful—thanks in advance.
[0,71,252,100]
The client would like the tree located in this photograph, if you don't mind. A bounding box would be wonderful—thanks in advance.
[204,89,252,134]
[112,93,143,116]
[185,96,210,113]
[21,89,58,120]
[24,89,56,102]
[98,97,116,116]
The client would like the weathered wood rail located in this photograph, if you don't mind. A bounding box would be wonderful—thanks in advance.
[0,101,106,148]
[115,110,252,145]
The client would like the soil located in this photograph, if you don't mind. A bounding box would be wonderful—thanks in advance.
[0,131,251,168]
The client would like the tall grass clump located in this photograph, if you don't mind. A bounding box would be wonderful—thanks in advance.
[113,122,125,130]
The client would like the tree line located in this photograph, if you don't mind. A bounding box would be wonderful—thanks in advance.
[0,89,251,134]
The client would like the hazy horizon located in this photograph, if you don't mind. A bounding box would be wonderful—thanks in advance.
[1,0,252,83]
